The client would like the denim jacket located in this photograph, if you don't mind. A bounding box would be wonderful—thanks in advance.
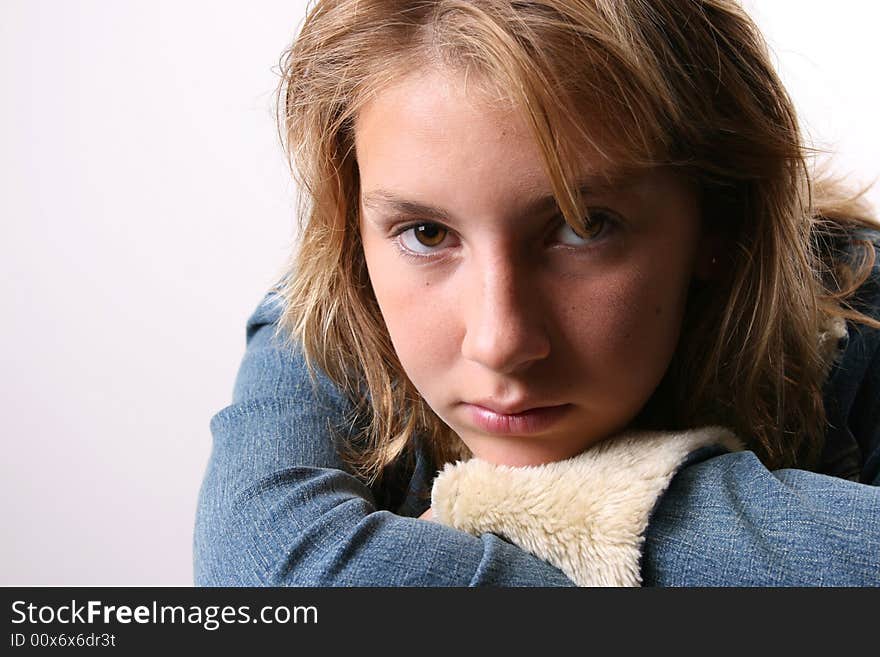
[194,230,880,586]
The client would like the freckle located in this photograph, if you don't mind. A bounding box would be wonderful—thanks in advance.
[623,332,631,340]
[654,306,662,316]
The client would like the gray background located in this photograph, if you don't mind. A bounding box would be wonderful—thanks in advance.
[1,0,878,585]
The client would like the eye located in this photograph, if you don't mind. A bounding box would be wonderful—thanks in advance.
[398,222,453,253]
[552,209,611,247]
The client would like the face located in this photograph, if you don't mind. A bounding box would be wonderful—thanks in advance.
[356,69,706,467]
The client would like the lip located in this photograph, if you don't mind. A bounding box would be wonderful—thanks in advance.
[463,402,572,435]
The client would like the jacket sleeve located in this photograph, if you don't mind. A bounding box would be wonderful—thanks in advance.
[193,292,575,586]
[641,449,880,585]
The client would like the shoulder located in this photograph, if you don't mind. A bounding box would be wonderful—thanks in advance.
[245,287,285,341]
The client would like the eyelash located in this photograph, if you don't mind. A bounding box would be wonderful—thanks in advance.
[390,209,619,261]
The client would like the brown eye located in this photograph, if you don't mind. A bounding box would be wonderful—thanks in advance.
[580,212,606,238]
[413,223,448,247]
[398,222,455,255]
[554,211,605,246]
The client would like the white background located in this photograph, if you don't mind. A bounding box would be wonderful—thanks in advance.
[1,1,878,585]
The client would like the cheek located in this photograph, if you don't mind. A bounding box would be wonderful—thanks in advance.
[362,247,459,389]
[606,228,697,363]
[560,262,690,383]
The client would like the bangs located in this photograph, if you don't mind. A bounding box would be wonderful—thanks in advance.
[418,0,678,227]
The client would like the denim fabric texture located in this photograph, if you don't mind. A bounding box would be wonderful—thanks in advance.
[194,230,880,586]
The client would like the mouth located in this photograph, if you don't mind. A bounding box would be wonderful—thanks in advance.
[462,402,572,435]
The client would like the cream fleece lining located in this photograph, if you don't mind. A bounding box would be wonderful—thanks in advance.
[432,427,743,586]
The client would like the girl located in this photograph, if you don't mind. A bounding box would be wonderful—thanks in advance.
[194,0,880,586]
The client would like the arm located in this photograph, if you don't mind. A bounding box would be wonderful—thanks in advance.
[642,450,880,585]
[193,291,575,586]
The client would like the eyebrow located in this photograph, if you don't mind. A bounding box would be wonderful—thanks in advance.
[361,175,629,223]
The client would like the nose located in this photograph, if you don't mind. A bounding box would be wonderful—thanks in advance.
[460,253,551,374]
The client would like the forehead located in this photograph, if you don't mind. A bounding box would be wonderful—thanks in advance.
[355,69,534,164]
[354,68,625,204]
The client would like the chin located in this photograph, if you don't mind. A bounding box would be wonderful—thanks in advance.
[464,436,592,467]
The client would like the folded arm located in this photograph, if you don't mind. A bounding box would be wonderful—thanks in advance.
[642,450,880,585]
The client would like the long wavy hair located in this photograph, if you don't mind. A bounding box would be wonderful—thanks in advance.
[274,0,879,484]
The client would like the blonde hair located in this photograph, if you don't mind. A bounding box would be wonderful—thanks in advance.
[275,0,880,483]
